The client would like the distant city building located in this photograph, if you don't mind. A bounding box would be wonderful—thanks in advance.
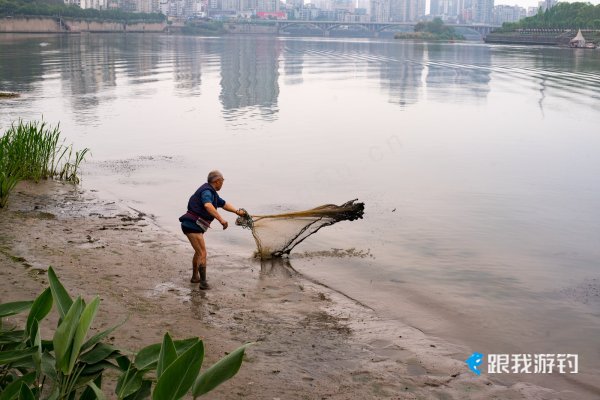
[369,0,423,22]
[430,0,460,19]
[78,0,107,9]
[63,0,81,7]
[527,6,539,16]
[493,4,525,24]
[256,0,279,12]
[539,0,556,11]
[472,0,493,23]
[333,0,354,13]
[356,0,370,11]
[370,0,390,22]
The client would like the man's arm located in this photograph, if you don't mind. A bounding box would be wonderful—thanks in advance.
[204,202,228,229]
[222,202,246,216]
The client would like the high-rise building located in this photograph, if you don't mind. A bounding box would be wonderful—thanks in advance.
[390,0,408,21]
[473,0,493,23]
[430,0,441,15]
[221,0,240,11]
[256,0,278,11]
[370,0,389,21]
[332,0,354,12]
[79,0,107,9]
[356,0,369,12]
[493,4,525,24]
[374,0,423,22]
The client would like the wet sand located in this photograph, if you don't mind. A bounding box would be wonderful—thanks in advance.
[0,180,580,399]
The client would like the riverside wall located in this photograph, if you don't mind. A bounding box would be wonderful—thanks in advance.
[0,16,166,33]
[224,23,277,34]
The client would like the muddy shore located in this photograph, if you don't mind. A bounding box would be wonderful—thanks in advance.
[0,180,571,399]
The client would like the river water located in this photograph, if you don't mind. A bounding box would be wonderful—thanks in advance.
[1,33,599,394]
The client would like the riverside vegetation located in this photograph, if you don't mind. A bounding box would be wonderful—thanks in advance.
[0,0,164,22]
[0,267,248,399]
[394,18,464,41]
[0,120,89,208]
[499,2,600,30]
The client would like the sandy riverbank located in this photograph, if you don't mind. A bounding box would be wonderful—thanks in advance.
[0,180,570,399]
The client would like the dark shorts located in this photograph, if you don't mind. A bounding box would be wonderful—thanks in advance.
[181,219,206,235]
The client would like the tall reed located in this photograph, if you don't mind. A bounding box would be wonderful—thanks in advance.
[0,120,89,208]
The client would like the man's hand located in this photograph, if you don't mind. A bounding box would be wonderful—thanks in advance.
[220,219,229,230]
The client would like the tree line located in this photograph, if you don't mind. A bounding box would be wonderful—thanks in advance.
[502,2,600,30]
[0,0,165,22]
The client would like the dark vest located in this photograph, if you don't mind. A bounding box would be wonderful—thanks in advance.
[187,183,219,222]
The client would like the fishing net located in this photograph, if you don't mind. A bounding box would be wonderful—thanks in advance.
[236,199,364,259]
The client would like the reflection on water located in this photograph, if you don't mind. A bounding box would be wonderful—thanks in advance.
[3,35,599,124]
[219,37,281,123]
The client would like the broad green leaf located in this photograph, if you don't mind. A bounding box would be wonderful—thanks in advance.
[134,338,198,371]
[18,384,35,400]
[0,330,26,345]
[81,360,119,375]
[152,341,204,400]
[0,347,38,365]
[0,372,35,400]
[80,376,102,400]
[156,333,177,379]
[73,372,103,390]
[68,296,100,374]
[53,297,84,374]
[46,387,59,400]
[123,380,151,400]
[48,267,73,320]
[25,288,53,335]
[115,368,144,399]
[81,318,127,353]
[80,343,118,364]
[41,351,57,382]
[115,355,132,371]
[85,382,106,400]
[41,339,54,352]
[31,321,42,375]
[0,301,33,318]
[192,343,251,398]
[133,343,161,371]
[9,357,35,369]
[173,338,200,356]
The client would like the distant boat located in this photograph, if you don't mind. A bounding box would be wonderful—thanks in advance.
[569,29,597,49]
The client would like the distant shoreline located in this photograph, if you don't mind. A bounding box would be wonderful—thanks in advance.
[0,16,165,33]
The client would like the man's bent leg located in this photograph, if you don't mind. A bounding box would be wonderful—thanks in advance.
[186,232,206,284]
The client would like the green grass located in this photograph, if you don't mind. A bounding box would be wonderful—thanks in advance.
[0,120,89,208]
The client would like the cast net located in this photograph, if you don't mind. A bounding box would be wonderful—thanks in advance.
[236,199,364,259]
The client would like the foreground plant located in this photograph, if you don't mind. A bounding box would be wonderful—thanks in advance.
[0,120,90,208]
[0,267,249,399]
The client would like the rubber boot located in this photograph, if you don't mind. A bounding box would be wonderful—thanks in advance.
[199,265,210,290]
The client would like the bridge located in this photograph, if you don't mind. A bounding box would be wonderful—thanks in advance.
[273,20,497,38]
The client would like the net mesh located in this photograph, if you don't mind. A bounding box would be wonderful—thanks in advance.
[236,199,364,259]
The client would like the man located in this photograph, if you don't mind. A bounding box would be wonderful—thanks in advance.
[179,170,246,289]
